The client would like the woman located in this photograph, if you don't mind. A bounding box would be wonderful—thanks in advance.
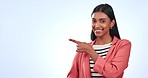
[67,3,131,78]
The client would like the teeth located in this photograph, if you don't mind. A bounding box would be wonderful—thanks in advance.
[96,30,102,31]
[95,29,103,32]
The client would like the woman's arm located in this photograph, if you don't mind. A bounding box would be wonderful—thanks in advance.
[68,38,131,78]
[93,40,131,78]
[67,53,80,78]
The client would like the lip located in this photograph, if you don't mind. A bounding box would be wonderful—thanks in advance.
[95,29,103,33]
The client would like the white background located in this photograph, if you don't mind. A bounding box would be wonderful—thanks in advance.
[0,0,148,78]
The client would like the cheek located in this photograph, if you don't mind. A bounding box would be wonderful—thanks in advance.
[104,26,111,31]
[102,23,110,29]
[91,25,95,29]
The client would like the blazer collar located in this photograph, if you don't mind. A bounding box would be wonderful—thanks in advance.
[90,36,119,46]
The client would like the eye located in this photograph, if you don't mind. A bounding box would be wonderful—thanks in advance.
[100,19,105,23]
[92,19,96,23]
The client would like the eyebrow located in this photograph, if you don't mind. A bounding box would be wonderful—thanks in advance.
[99,18,106,20]
[92,18,107,20]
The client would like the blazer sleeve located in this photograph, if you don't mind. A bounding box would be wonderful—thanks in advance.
[93,40,131,78]
[67,53,80,78]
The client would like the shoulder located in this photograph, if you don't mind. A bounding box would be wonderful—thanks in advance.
[118,39,131,45]
[115,39,131,49]
[112,36,131,46]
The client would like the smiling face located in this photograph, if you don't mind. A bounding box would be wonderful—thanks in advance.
[91,12,115,38]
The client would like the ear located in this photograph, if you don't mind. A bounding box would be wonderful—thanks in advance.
[110,19,115,28]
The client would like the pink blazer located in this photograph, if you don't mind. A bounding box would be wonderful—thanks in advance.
[67,36,131,78]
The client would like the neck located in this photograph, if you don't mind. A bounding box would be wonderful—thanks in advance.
[95,35,113,45]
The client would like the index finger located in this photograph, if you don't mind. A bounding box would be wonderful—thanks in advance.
[68,39,81,44]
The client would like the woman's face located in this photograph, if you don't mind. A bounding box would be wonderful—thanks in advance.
[91,12,114,38]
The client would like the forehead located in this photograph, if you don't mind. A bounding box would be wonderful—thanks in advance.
[91,12,109,19]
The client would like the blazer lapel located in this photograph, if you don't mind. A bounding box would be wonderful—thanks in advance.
[105,36,119,60]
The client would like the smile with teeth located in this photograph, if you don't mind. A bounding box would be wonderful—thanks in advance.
[95,29,104,33]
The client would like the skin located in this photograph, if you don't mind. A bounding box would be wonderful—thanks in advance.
[69,12,115,62]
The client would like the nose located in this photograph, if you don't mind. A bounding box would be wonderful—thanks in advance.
[94,22,100,28]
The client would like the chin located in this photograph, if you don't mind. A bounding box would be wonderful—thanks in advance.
[95,34,103,37]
